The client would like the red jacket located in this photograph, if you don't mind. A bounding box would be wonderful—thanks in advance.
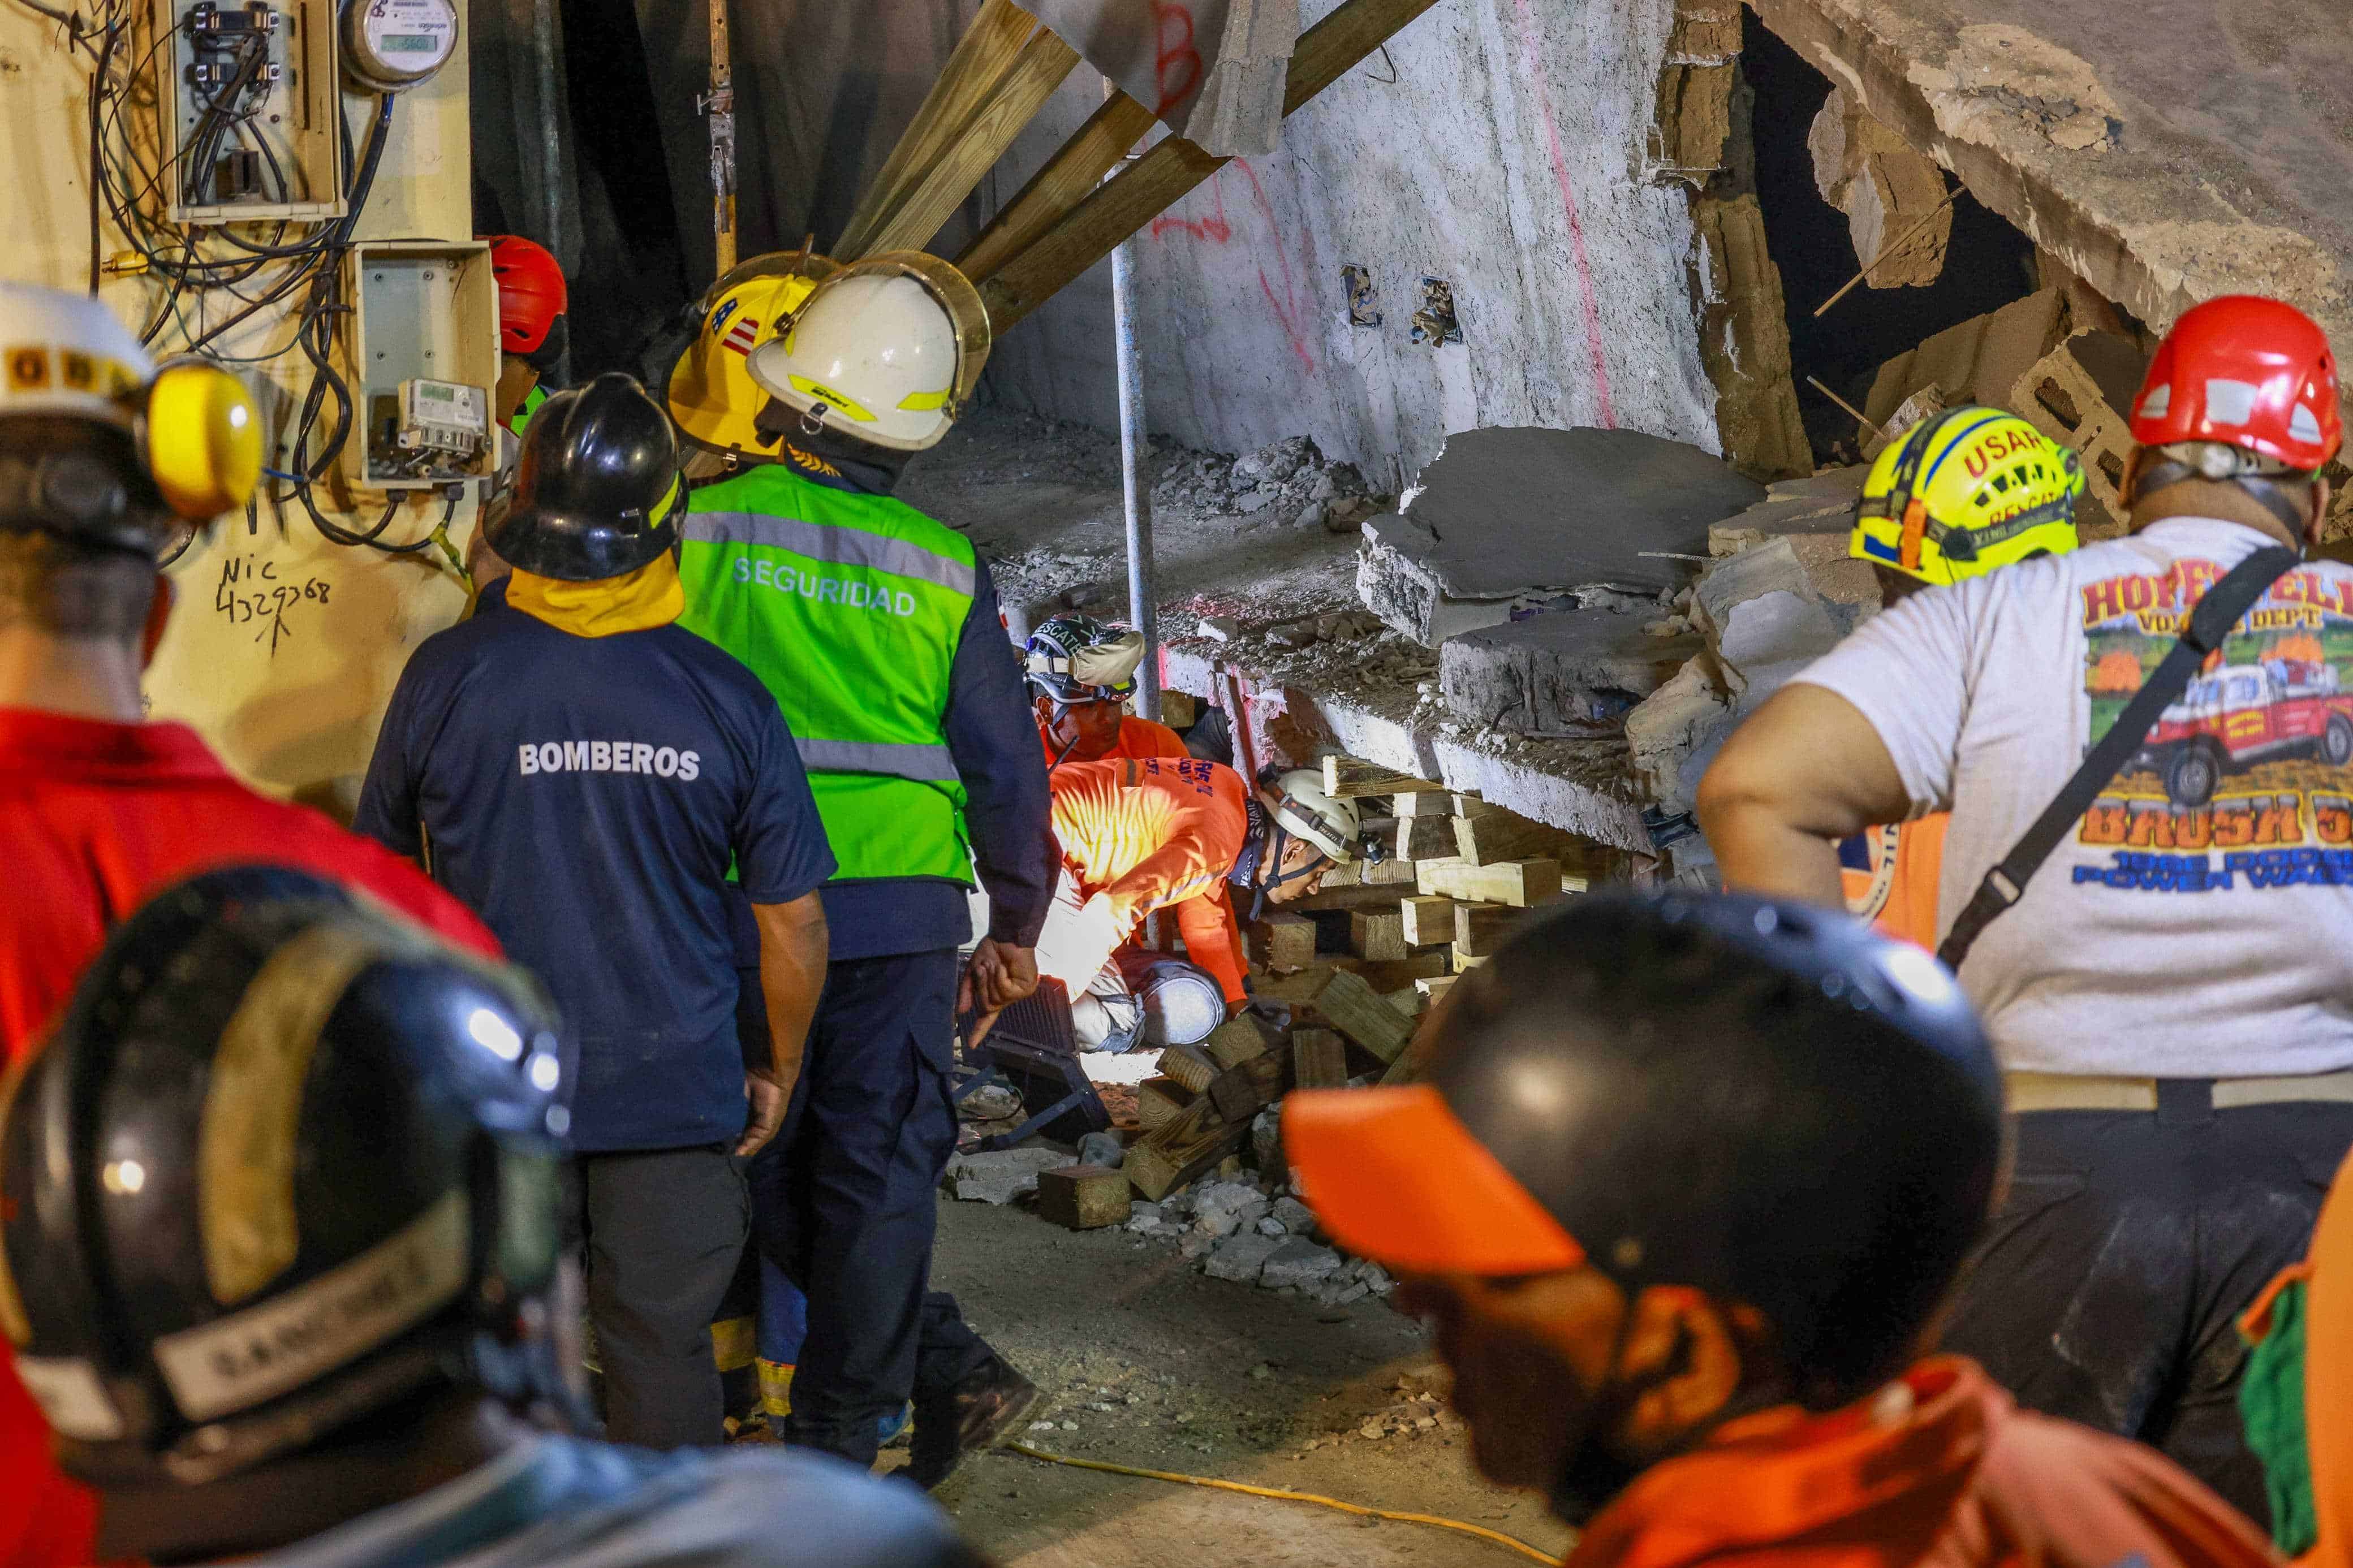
[0,708,502,1568]
[1570,1357,2275,1568]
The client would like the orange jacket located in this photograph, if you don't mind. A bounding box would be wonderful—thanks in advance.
[1839,815,1949,951]
[1046,757,1251,1004]
[1037,713,1190,768]
[1569,1356,2274,1568]
[2242,1146,2353,1568]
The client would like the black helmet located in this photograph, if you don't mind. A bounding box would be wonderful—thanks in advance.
[486,371,682,581]
[1287,890,2003,1410]
[0,866,571,1485]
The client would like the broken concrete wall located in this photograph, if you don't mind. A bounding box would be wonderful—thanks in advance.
[1806,88,1951,288]
[982,0,1722,478]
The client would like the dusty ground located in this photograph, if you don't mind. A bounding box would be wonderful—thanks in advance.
[923,1194,1573,1567]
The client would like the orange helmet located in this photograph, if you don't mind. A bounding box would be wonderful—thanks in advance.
[482,236,568,358]
[2131,295,2341,472]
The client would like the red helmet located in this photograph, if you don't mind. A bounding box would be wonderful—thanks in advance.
[2130,295,2341,471]
[482,235,568,355]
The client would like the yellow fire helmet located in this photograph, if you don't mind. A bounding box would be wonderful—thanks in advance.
[0,282,260,546]
[745,252,990,455]
[1852,405,2085,586]
[667,248,841,463]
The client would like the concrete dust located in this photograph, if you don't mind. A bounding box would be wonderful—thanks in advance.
[926,1195,1572,1567]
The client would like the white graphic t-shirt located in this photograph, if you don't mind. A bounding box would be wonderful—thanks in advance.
[1795,515,2353,1077]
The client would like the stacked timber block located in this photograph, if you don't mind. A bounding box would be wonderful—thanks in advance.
[1106,752,1612,1208]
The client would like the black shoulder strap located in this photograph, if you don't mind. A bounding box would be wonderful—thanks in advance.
[1936,546,2302,972]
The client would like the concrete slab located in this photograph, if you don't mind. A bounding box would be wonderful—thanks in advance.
[1358,428,1765,643]
[1441,611,1703,737]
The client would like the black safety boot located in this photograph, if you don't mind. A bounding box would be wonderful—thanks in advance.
[905,1355,1043,1489]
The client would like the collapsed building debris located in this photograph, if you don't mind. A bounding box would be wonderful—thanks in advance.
[1356,427,1766,645]
[1807,88,1953,290]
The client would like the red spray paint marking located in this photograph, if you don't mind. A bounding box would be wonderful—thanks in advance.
[1149,162,1317,375]
[1509,0,1617,428]
[1153,2,1203,119]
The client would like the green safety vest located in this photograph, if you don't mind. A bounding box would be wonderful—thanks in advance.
[507,383,548,437]
[676,461,976,885]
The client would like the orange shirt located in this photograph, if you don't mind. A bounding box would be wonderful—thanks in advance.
[1037,712,1190,768]
[1047,757,1251,1003]
[1568,1356,2273,1568]
[1839,815,1950,951]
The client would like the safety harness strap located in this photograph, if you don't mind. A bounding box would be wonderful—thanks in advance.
[1937,546,2300,971]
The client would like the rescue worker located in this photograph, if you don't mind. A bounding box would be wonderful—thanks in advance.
[1024,614,1249,1039]
[355,373,837,1450]
[1286,891,2278,1568]
[0,281,495,1568]
[0,867,982,1568]
[980,759,1360,1044]
[487,233,568,435]
[1025,612,1183,767]
[1699,294,2353,1516]
[2237,1147,2353,1565]
[1835,409,2085,945]
[668,252,1054,1480]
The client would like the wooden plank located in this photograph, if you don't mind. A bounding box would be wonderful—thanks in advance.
[1394,789,1453,818]
[1208,1051,1284,1122]
[1247,911,1317,973]
[1348,906,1407,962]
[1452,810,1597,872]
[1415,857,1563,908]
[1323,755,1448,798]
[1399,896,1454,947]
[1356,952,1449,991]
[1291,883,1412,914]
[1453,793,1500,818]
[1037,1163,1132,1229]
[1413,974,1458,1003]
[1203,1017,1272,1070]
[1311,969,1415,1064]
[1455,902,1524,959]
[851,28,1080,259]
[1136,1075,1192,1131]
[1452,948,1490,973]
[977,0,1444,330]
[1254,960,1359,1010]
[837,0,1038,257]
[1157,1044,1218,1095]
[1394,815,1458,861]
[1122,1096,1251,1200]
[1290,1028,1347,1088]
[1384,986,1421,1018]
[1363,856,1417,886]
[958,89,1158,284]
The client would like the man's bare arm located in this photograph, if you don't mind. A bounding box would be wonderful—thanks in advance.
[1697,685,1913,907]
[738,892,829,1156]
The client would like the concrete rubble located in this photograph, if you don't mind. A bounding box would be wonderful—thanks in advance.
[942,1147,1078,1205]
[1807,87,1953,290]
[1356,427,1766,646]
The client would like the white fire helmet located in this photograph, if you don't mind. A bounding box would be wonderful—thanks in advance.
[744,251,989,453]
[1269,768,1361,864]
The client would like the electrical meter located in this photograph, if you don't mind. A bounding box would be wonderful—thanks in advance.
[394,378,488,460]
[341,0,456,91]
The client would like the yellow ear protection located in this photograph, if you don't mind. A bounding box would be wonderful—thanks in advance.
[143,359,262,521]
[0,361,260,555]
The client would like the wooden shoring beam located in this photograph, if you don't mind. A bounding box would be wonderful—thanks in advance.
[977,0,1441,330]
[958,89,1158,284]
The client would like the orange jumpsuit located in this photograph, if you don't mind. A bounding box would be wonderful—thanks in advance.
[1568,1355,2275,1568]
[1044,756,1252,1004]
[1839,815,1950,951]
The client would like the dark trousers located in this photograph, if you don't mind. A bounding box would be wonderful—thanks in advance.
[1940,1095,2353,1522]
[565,1144,749,1449]
[739,950,997,1466]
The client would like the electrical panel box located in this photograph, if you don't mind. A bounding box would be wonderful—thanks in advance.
[154,0,346,224]
[341,243,501,492]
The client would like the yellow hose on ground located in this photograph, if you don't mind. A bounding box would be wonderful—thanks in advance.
[1004,1442,1557,1564]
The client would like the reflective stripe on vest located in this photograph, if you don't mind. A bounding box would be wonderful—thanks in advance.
[676,462,976,885]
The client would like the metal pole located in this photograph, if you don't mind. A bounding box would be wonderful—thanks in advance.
[1106,80,1159,723]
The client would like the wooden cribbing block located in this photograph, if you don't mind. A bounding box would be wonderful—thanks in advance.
[1290,1029,1347,1088]
[1123,1096,1251,1200]
[1356,953,1448,991]
[1452,948,1489,973]
[1384,987,1421,1018]
[1454,902,1523,959]
[1453,810,1593,869]
[1208,1051,1285,1122]
[1137,1076,1193,1131]
[1452,793,1499,818]
[1414,975,1458,1003]
[1311,969,1414,1064]
[1416,857,1562,907]
[1248,911,1316,973]
[1294,883,1411,914]
[1378,1048,1421,1087]
[1394,789,1453,818]
[1349,906,1408,962]
[1203,1017,1272,1070]
[1037,1164,1132,1230]
[1255,961,1356,1009]
[1399,896,1454,947]
[1395,815,1459,861]
[1157,1044,1218,1095]
[1363,856,1417,885]
[1323,755,1448,799]
[1160,690,1200,729]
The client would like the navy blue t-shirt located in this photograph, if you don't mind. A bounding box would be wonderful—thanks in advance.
[355,584,835,1152]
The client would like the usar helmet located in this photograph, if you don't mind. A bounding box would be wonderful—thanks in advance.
[1852,406,2083,586]
[1025,612,1147,706]
[0,867,572,1487]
